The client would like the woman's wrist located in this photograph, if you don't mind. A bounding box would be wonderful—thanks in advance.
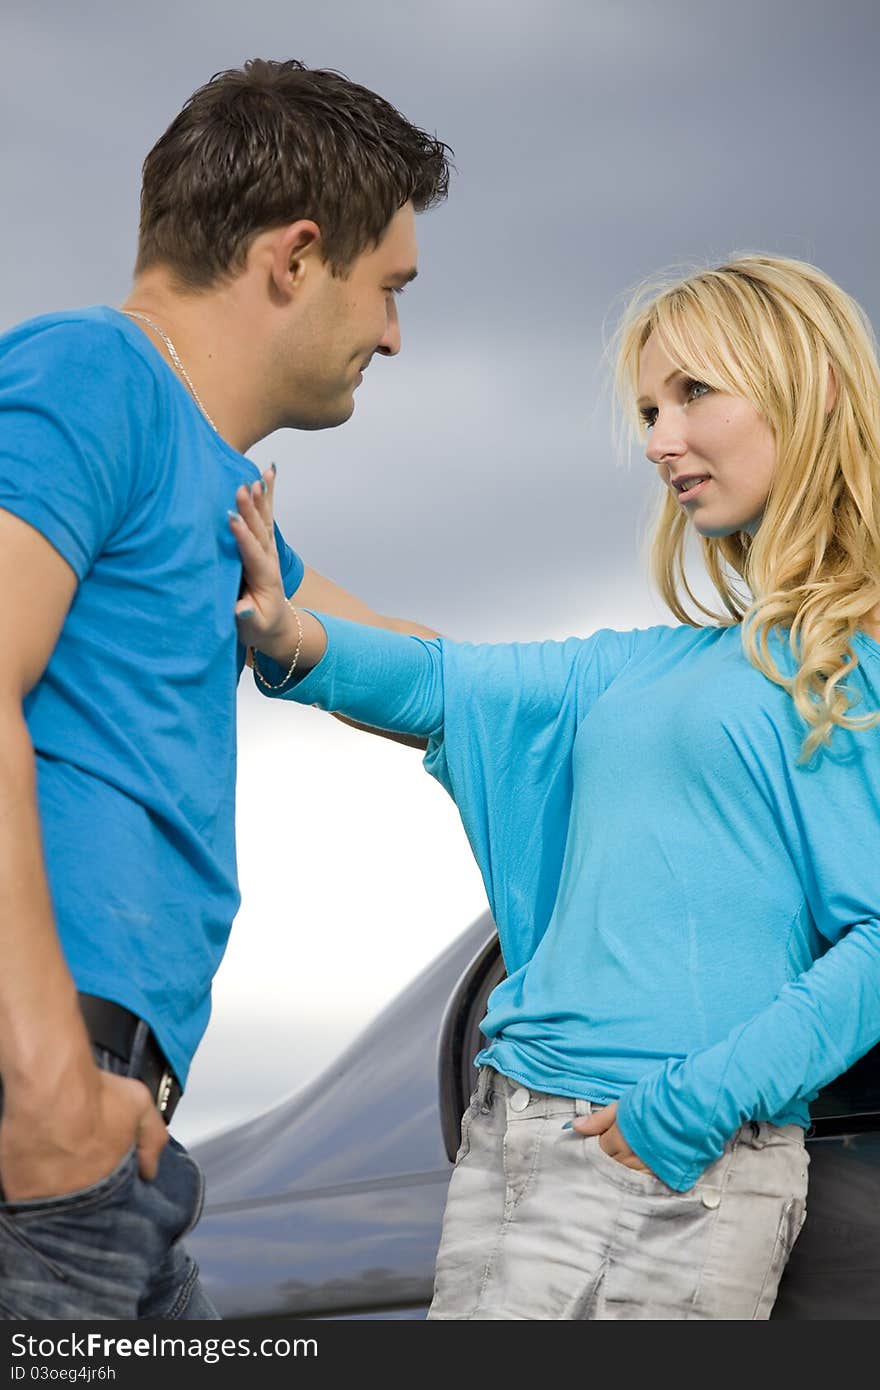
[256,602,304,668]
[253,605,328,687]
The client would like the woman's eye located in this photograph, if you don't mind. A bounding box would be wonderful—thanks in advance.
[685,379,711,403]
[639,407,658,431]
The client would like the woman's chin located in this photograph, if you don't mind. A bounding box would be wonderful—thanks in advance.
[692,513,757,539]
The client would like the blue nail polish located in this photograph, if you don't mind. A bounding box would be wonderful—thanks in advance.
[561,1120,574,1130]
[260,479,267,493]
[270,462,277,474]
[227,509,241,522]
[237,608,254,619]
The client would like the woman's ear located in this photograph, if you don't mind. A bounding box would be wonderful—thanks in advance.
[825,363,839,414]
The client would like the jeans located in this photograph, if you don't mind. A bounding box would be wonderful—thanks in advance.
[428,1067,809,1320]
[0,1047,219,1320]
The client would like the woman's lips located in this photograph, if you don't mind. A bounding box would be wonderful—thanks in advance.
[675,477,711,503]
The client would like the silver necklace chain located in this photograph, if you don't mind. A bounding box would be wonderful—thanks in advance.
[121,310,218,433]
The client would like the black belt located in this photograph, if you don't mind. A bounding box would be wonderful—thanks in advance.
[77,993,182,1124]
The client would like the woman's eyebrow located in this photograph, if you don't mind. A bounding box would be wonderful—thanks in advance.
[637,368,685,407]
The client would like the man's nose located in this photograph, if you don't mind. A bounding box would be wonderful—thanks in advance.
[376,300,401,357]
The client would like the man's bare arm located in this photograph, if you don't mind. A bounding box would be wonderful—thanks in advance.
[289,564,440,751]
[291,565,440,641]
[0,510,167,1201]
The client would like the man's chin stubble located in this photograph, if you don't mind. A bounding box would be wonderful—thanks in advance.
[283,400,355,431]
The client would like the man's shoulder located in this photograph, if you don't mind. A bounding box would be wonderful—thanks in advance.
[1,306,161,387]
[0,306,164,429]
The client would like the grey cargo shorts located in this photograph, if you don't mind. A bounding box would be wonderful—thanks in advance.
[428,1067,808,1320]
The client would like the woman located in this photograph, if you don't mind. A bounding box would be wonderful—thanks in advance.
[229,254,880,1319]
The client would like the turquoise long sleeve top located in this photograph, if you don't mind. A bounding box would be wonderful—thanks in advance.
[258,612,880,1191]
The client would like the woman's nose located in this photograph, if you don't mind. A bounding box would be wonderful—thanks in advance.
[645,413,686,467]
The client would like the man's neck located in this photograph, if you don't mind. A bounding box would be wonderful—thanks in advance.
[120,272,270,452]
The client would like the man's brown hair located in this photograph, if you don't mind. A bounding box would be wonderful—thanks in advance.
[135,58,452,287]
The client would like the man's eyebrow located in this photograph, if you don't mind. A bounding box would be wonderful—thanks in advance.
[387,267,419,285]
[636,368,683,407]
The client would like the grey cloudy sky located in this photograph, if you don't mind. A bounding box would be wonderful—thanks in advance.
[4,0,879,1139]
[6,0,879,635]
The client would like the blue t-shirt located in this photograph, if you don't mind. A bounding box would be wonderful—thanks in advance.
[0,307,303,1086]
[258,613,880,1190]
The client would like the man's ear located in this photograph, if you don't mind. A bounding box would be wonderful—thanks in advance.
[268,220,323,301]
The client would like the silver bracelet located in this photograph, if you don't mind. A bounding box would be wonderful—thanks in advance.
[252,598,305,690]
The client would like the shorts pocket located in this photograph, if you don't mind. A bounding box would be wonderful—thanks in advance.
[753,1196,808,1318]
[454,1089,481,1166]
[581,1135,675,1195]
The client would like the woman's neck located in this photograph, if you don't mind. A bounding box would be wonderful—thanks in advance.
[861,603,880,641]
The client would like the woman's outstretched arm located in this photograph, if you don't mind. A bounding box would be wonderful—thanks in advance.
[228,468,444,738]
[232,467,439,748]
[290,563,439,749]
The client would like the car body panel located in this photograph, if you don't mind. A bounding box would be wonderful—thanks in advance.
[188,920,489,1317]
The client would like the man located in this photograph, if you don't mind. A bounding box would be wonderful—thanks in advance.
[0,58,450,1319]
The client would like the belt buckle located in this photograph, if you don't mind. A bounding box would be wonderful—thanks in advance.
[156,1068,174,1116]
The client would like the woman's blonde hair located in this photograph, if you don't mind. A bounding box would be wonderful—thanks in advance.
[613,254,880,761]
